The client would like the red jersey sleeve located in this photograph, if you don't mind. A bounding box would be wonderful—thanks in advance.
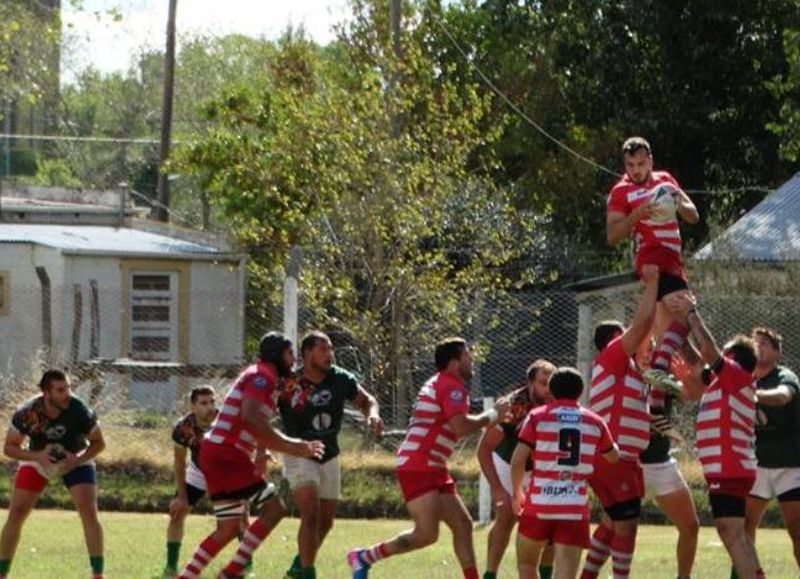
[439,381,469,420]
[606,182,631,215]
[518,409,541,447]
[596,336,630,375]
[596,415,615,454]
[241,372,277,410]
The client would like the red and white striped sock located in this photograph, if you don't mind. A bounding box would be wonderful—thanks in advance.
[361,542,390,565]
[651,322,688,371]
[222,519,272,576]
[610,534,636,578]
[178,536,221,579]
[581,524,614,579]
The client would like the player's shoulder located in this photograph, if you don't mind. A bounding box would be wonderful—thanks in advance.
[67,395,93,414]
[652,171,679,186]
[15,394,43,413]
[608,175,635,196]
[580,406,607,425]
[329,364,358,384]
[174,411,195,427]
[777,365,800,385]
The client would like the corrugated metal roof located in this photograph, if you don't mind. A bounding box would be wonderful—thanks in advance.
[0,224,226,257]
[694,173,800,262]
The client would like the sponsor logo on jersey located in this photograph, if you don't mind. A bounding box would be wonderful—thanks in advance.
[310,390,333,407]
[558,412,580,423]
[45,425,67,440]
[542,483,578,497]
[450,389,464,402]
[253,376,267,390]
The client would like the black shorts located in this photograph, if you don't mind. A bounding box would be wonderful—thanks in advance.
[778,487,800,502]
[604,498,642,521]
[657,273,689,300]
[710,493,746,518]
[174,483,206,507]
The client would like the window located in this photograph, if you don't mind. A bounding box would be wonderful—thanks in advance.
[0,271,8,316]
[129,272,177,361]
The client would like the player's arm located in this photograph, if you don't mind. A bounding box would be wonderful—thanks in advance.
[606,203,652,245]
[619,264,659,357]
[352,385,384,436]
[477,426,506,494]
[71,425,106,467]
[447,397,510,438]
[173,444,189,498]
[602,442,620,464]
[756,383,796,407]
[675,189,699,224]
[241,397,324,459]
[3,428,50,467]
[509,441,531,514]
[675,340,708,401]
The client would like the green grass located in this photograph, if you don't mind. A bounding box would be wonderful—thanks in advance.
[0,510,796,578]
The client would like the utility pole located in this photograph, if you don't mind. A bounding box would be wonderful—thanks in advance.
[155,0,177,222]
[390,0,401,58]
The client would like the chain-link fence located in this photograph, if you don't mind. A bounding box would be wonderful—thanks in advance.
[2,274,800,470]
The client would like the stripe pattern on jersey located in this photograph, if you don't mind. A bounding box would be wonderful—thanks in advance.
[205,362,278,455]
[696,357,757,477]
[590,338,651,460]
[519,401,614,521]
[396,372,468,472]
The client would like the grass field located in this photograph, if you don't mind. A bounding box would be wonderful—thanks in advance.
[1,510,796,578]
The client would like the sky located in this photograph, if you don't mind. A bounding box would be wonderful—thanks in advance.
[61,0,350,82]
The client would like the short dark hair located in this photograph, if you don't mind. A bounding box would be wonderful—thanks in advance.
[526,359,557,382]
[752,326,783,353]
[622,136,651,157]
[39,369,67,391]
[190,385,215,404]
[594,321,625,351]
[435,337,467,371]
[301,330,331,357]
[724,335,757,373]
[548,367,584,400]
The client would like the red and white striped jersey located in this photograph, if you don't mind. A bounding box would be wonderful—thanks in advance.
[396,371,469,472]
[591,337,651,460]
[205,362,279,454]
[607,171,684,280]
[518,400,614,521]
[696,356,757,478]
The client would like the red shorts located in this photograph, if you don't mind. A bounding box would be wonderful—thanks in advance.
[636,245,686,282]
[706,476,756,499]
[395,468,456,503]
[15,463,96,493]
[199,443,263,500]
[588,457,644,509]
[518,514,590,548]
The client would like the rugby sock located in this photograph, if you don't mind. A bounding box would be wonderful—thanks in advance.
[221,518,272,576]
[755,568,766,579]
[166,541,181,571]
[581,524,614,578]
[652,322,688,371]
[0,559,11,578]
[610,534,636,578]
[288,553,302,573]
[730,570,738,579]
[482,573,497,579]
[539,565,553,579]
[179,536,221,579]
[299,567,317,579]
[361,542,391,564]
[90,555,104,577]
[464,567,479,579]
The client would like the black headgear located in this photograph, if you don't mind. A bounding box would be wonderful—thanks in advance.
[259,332,292,364]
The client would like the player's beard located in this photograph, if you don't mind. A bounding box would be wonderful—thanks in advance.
[276,358,293,378]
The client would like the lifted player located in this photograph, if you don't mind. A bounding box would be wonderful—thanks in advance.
[606,136,699,394]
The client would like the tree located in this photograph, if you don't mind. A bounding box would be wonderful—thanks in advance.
[175,2,545,420]
[769,29,800,162]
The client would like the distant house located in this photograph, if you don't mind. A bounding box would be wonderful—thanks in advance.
[0,186,246,410]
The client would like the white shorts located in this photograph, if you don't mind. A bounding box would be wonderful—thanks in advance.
[492,452,531,497]
[186,460,207,492]
[750,466,800,501]
[642,459,688,498]
[283,454,341,500]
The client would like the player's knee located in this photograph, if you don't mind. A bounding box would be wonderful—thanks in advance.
[786,520,800,543]
[714,521,741,546]
[414,525,439,547]
[680,514,700,537]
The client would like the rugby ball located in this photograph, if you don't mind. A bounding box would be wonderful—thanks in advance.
[649,183,678,223]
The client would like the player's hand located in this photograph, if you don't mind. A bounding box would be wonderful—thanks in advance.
[367,415,384,437]
[640,264,659,284]
[59,451,80,474]
[511,490,525,516]
[300,440,325,460]
[631,200,654,223]
[254,454,269,476]
[491,486,512,512]
[169,495,190,517]
[493,397,511,421]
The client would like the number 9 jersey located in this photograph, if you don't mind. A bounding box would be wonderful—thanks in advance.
[518,399,614,521]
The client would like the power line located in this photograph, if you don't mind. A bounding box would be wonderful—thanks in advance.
[426,8,777,199]
[0,133,175,145]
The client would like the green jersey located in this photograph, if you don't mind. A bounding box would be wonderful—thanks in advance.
[755,365,800,468]
[11,395,98,457]
[278,365,359,463]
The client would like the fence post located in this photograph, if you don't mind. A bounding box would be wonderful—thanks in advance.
[284,246,303,348]
[478,395,493,525]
